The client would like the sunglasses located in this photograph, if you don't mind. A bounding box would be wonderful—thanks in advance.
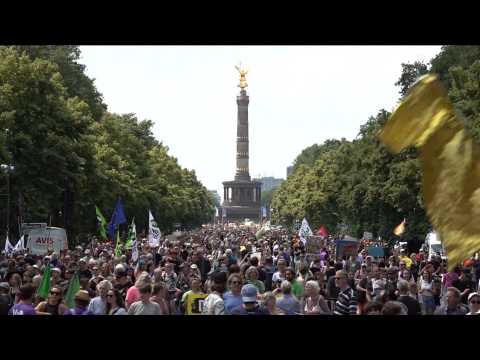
[470,300,480,304]
[50,291,61,296]
[107,294,114,298]
[335,277,345,280]
[230,281,242,285]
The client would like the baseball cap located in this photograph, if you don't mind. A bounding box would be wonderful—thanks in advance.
[51,267,61,273]
[241,283,258,303]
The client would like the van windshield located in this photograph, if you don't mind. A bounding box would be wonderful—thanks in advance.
[431,244,443,253]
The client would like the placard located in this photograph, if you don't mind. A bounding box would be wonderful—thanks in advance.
[367,246,384,258]
[305,235,325,254]
[363,232,373,240]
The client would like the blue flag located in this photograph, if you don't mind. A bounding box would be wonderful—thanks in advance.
[107,198,127,239]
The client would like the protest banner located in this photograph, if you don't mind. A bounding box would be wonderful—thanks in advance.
[335,238,359,259]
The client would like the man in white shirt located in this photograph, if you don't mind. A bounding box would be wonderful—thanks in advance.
[272,258,287,287]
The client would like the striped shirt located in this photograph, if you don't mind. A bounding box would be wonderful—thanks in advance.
[334,287,358,315]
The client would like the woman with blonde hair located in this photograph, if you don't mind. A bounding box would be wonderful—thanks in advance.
[126,272,152,310]
[87,279,113,315]
[303,280,330,315]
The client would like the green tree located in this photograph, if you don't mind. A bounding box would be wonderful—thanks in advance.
[394,61,428,97]
[0,46,95,240]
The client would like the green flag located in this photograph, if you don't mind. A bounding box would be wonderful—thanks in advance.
[125,218,136,250]
[95,205,108,240]
[115,229,122,257]
[36,265,51,299]
[64,272,80,309]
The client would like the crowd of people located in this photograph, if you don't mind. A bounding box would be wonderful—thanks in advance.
[1,223,480,315]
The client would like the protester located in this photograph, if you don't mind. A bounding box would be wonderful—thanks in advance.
[245,266,265,294]
[230,283,269,315]
[223,274,243,315]
[333,270,358,315]
[180,277,207,315]
[88,280,113,315]
[2,222,477,317]
[0,282,12,315]
[419,270,436,315]
[127,284,161,315]
[467,292,480,315]
[126,272,151,310]
[397,280,421,315]
[452,268,475,305]
[262,291,283,315]
[202,272,226,315]
[35,286,69,315]
[8,284,37,315]
[381,301,407,315]
[303,280,330,314]
[434,287,469,315]
[106,289,127,315]
[276,280,301,315]
[364,301,383,315]
[67,290,92,315]
[285,267,304,298]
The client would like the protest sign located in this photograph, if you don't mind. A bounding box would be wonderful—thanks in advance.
[335,239,359,259]
[363,232,373,240]
[305,235,325,254]
[367,246,384,258]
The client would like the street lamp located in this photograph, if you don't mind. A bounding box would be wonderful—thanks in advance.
[1,164,15,239]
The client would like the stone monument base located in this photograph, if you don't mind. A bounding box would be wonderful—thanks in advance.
[222,205,261,222]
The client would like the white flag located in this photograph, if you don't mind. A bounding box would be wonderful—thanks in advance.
[4,234,14,255]
[148,210,161,247]
[262,207,267,218]
[298,218,313,244]
[215,207,219,217]
[131,238,139,262]
[14,235,25,252]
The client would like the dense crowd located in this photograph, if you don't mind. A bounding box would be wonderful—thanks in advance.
[1,224,480,315]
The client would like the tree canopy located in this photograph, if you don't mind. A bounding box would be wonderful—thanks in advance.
[272,46,480,248]
[0,46,214,245]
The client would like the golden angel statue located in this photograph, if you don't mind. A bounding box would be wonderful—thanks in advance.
[235,63,249,89]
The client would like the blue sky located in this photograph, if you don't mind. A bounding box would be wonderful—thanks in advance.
[80,46,442,200]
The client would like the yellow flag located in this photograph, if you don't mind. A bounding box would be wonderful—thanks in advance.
[378,74,480,270]
[394,219,406,236]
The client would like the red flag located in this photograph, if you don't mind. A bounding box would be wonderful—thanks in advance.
[317,226,329,238]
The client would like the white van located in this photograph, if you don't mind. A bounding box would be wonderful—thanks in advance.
[425,231,446,261]
[25,227,68,255]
